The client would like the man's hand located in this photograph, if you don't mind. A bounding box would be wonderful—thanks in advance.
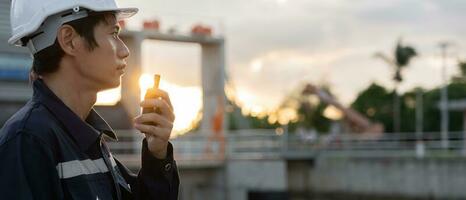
[133,89,175,159]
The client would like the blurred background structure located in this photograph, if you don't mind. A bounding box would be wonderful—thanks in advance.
[3,0,466,200]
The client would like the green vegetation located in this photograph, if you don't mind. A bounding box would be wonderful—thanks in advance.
[352,60,466,133]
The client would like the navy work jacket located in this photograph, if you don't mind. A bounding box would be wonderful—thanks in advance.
[0,79,179,200]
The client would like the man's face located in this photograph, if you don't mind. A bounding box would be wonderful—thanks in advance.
[74,15,129,91]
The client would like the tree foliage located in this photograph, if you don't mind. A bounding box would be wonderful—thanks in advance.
[351,60,466,133]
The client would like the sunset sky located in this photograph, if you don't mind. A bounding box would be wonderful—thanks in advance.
[98,0,466,133]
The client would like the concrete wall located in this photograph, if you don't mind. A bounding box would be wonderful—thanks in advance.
[178,167,226,200]
[178,159,287,200]
[226,159,287,200]
[290,156,466,199]
[176,155,466,200]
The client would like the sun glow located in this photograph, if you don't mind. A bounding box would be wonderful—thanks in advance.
[96,87,121,106]
[139,74,203,136]
[323,105,343,120]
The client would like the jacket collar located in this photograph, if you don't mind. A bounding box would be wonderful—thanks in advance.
[32,79,117,151]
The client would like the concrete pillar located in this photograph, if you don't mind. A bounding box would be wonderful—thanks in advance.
[200,41,226,134]
[463,111,466,155]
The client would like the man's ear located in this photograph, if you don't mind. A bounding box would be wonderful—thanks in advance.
[57,25,81,56]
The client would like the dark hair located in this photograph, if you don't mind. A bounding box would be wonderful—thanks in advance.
[30,11,115,75]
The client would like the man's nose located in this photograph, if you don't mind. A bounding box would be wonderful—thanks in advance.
[118,41,130,59]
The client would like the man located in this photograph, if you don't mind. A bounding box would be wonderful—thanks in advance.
[0,0,179,199]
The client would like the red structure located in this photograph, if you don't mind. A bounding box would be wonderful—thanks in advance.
[191,24,212,36]
[143,20,160,30]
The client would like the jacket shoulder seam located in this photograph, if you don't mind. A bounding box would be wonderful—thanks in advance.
[16,101,42,132]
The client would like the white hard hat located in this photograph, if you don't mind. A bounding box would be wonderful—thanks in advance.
[8,0,138,54]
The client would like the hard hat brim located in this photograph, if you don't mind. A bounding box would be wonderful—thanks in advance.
[113,7,139,20]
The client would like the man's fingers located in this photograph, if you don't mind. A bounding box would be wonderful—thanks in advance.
[154,89,173,111]
[134,113,173,129]
[133,123,171,141]
[144,89,173,111]
[140,99,175,121]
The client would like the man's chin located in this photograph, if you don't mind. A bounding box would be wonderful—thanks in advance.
[109,81,121,89]
[100,79,121,91]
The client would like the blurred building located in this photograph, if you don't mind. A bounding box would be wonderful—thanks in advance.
[0,0,33,125]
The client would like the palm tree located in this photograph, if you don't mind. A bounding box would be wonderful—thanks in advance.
[375,39,417,132]
[452,60,466,83]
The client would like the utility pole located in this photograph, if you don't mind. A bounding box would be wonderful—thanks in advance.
[394,83,400,133]
[416,88,423,134]
[415,88,424,157]
[439,42,450,149]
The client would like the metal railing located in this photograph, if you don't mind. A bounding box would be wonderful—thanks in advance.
[107,129,466,168]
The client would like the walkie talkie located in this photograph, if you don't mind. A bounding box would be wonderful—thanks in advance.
[142,74,161,125]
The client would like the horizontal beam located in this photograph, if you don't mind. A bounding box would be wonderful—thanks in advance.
[121,30,224,45]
